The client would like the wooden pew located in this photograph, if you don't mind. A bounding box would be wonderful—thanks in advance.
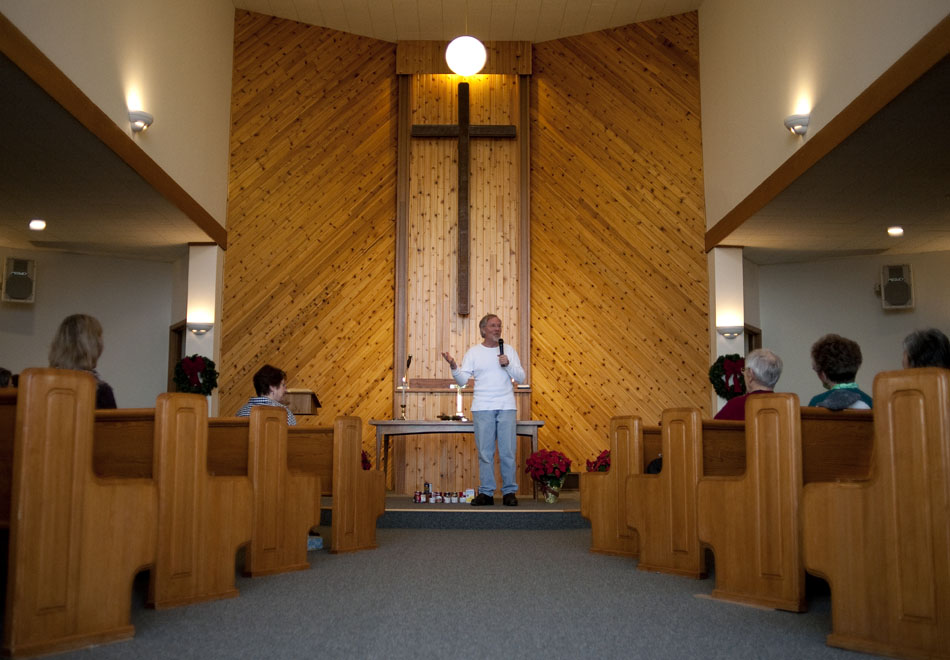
[3,369,157,657]
[623,404,872,586]
[96,409,384,555]
[244,407,322,576]
[697,393,806,611]
[148,393,253,609]
[626,408,706,577]
[205,415,383,553]
[0,387,16,529]
[802,368,950,659]
[579,416,648,558]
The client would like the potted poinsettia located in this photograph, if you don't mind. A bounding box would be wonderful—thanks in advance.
[586,449,610,472]
[525,448,572,503]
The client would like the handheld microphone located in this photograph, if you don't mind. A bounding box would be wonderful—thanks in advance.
[498,338,504,355]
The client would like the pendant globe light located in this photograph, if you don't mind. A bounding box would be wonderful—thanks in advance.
[445,36,486,76]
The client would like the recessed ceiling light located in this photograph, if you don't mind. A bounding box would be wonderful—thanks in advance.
[29,218,46,231]
[887,226,904,237]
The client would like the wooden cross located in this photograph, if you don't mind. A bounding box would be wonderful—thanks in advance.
[411,82,516,316]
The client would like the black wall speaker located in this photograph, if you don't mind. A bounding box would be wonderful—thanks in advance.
[881,264,913,310]
[2,257,36,303]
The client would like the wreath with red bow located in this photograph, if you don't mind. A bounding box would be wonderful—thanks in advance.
[173,354,219,395]
[709,354,746,400]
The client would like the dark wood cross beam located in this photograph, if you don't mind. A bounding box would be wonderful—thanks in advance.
[411,82,516,316]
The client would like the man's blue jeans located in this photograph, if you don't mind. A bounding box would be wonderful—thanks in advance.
[471,409,517,496]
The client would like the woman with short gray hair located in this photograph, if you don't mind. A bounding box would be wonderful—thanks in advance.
[714,348,783,420]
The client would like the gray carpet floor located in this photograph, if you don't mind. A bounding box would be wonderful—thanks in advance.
[54,527,882,659]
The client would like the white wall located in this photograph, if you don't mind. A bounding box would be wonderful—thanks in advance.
[0,0,236,226]
[699,0,949,227]
[0,247,183,407]
[757,250,950,404]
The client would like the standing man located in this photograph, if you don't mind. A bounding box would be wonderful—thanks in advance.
[235,364,297,426]
[442,314,525,506]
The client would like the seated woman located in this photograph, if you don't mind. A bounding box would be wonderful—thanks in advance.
[48,313,116,408]
[902,328,950,369]
[235,364,297,426]
[808,334,871,410]
[714,348,783,421]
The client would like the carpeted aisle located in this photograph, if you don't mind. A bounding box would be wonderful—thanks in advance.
[53,527,883,659]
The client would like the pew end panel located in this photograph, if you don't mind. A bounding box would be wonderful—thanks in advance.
[802,368,950,659]
[696,394,806,612]
[580,416,644,558]
[149,394,253,609]
[330,416,385,554]
[626,408,706,578]
[244,408,322,577]
[4,369,157,658]
[0,388,16,529]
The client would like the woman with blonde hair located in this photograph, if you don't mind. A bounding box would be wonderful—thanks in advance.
[49,313,116,408]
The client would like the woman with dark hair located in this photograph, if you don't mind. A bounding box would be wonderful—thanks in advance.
[902,328,950,369]
[235,364,297,426]
[48,313,116,408]
[809,334,871,410]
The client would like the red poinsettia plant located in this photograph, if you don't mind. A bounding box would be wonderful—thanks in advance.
[586,449,610,472]
[525,448,572,487]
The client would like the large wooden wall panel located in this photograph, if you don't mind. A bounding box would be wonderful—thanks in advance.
[221,11,398,444]
[530,13,708,466]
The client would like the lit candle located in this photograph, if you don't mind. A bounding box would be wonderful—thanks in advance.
[456,384,463,417]
[401,376,407,410]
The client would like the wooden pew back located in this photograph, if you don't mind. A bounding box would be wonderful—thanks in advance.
[580,416,646,557]
[803,368,950,658]
[0,387,16,528]
[149,393,253,609]
[244,407,322,576]
[626,408,705,577]
[329,416,385,553]
[697,393,806,611]
[3,369,157,657]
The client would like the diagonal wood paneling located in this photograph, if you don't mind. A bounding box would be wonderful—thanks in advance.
[221,11,709,482]
[530,13,709,467]
[221,11,398,444]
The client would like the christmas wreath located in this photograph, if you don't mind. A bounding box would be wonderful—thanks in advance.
[709,354,746,400]
[174,354,219,395]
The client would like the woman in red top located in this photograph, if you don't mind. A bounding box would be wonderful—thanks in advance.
[714,348,783,420]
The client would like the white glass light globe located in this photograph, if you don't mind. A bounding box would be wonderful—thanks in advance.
[445,36,486,76]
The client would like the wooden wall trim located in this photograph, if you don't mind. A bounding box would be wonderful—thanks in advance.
[394,74,411,418]
[704,14,950,252]
[519,74,532,385]
[0,12,227,250]
[397,41,531,74]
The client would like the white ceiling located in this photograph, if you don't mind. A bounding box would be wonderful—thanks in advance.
[0,52,208,262]
[233,0,704,42]
[0,3,946,267]
[735,55,950,265]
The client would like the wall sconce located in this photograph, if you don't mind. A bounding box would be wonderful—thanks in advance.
[187,323,213,335]
[717,326,744,339]
[445,36,486,76]
[129,110,154,132]
[783,114,809,136]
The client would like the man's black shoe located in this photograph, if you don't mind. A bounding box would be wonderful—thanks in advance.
[503,493,518,507]
[471,493,494,506]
